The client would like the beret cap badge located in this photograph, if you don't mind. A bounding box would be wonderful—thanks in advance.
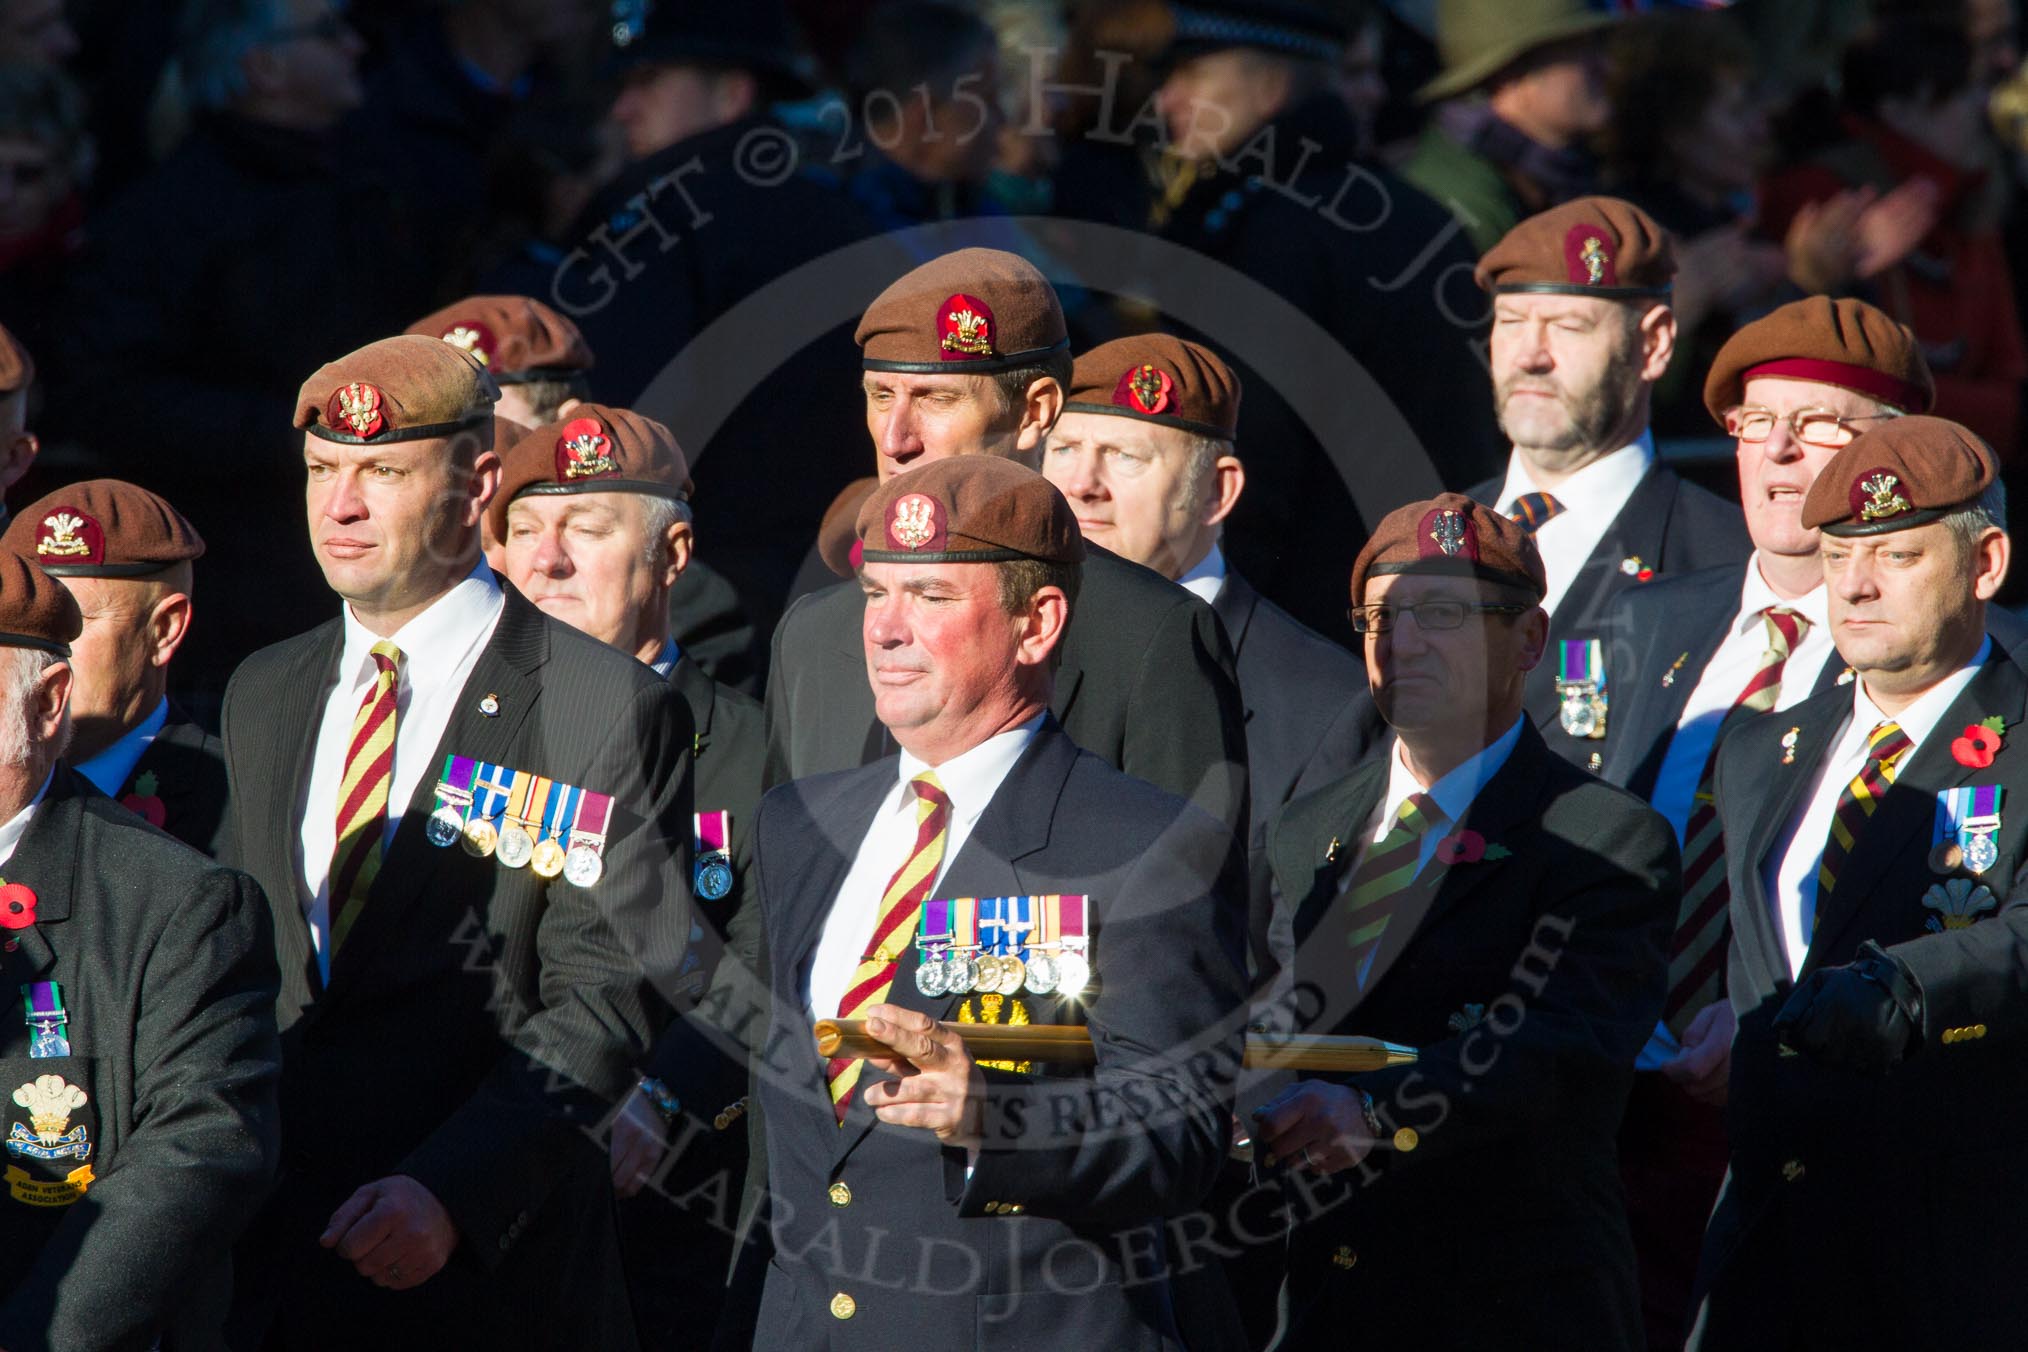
[440,321,497,366]
[1854,470,1914,523]
[888,493,942,551]
[1423,508,1476,560]
[329,382,385,440]
[556,417,620,480]
[937,294,996,360]
[1118,363,1174,416]
[35,511,97,562]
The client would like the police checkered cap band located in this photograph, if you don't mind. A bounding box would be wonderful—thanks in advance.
[1170,6,1346,60]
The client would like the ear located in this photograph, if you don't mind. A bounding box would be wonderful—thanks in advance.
[1013,377,1065,452]
[1203,455,1245,528]
[662,516,694,590]
[147,591,195,670]
[715,70,761,122]
[1973,527,2011,601]
[32,660,70,739]
[465,449,504,523]
[1515,605,1550,674]
[0,432,37,495]
[1014,585,1070,669]
[1639,303,1677,383]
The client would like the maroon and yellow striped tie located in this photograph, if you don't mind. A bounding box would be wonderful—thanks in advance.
[826,771,950,1123]
[329,641,403,953]
[1507,492,1565,534]
[1664,606,1808,1036]
[1813,720,1915,920]
[1341,792,1440,986]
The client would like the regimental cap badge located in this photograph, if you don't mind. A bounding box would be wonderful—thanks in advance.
[555,416,620,481]
[439,320,497,367]
[1565,224,1617,287]
[1418,506,1478,560]
[1114,362,1174,416]
[34,508,102,565]
[1852,468,1914,523]
[12,1074,85,1144]
[937,293,997,360]
[886,492,946,552]
[327,382,385,440]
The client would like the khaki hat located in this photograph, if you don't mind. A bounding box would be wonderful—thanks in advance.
[1800,416,1995,538]
[0,548,81,656]
[1350,491,1547,605]
[857,248,1068,375]
[1420,0,1614,103]
[1704,296,1935,425]
[1476,196,1675,300]
[857,456,1084,565]
[1064,334,1241,440]
[4,480,205,578]
[490,404,690,541]
[406,295,594,384]
[296,336,497,445]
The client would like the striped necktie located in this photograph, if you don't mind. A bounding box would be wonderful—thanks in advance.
[1664,606,1808,1036]
[1507,492,1565,534]
[1813,720,1916,922]
[1340,792,1441,986]
[330,641,404,954]
[826,771,950,1123]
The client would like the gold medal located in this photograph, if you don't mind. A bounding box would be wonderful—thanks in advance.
[530,838,566,878]
[1929,841,1964,874]
[461,818,498,858]
[999,957,1027,994]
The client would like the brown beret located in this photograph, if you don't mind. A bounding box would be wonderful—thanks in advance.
[0,320,32,396]
[1064,335,1241,440]
[857,248,1068,375]
[857,456,1084,566]
[0,548,82,657]
[819,476,880,578]
[296,336,497,445]
[1800,415,1995,538]
[1703,296,1935,425]
[1475,196,1675,300]
[1350,491,1547,605]
[3,480,205,579]
[491,403,690,540]
[406,295,594,384]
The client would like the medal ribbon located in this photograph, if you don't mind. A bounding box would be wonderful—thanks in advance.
[506,773,542,833]
[540,781,580,847]
[918,898,951,952]
[24,980,68,1058]
[1037,895,1059,948]
[437,754,477,808]
[1009,895,1033,960]
[1060,894,1086,945]
[980,896,1007,958]
[694,809,728,856]
[573,791,613,853]
[952,897,977,952]
[1557,639,1603,688]
[1939,784,2004,838]
[470,762,515,824]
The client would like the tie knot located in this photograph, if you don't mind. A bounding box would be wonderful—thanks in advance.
[1396,792,1441,835]
[1761,605,1810,648]
[1866,720,1913,766]
[1508,492,1565,534]
[368,641,403,677]
[911,771,948,810]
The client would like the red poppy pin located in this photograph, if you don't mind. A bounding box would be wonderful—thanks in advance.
[1434,829,1512,865]
[121,771,167,829]
[1951,716,2008,769]
[0,880,37,930]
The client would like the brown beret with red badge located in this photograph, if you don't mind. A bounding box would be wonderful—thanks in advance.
[1350,491,1548,605]
[0,320,32,396]
[1063,334,1242,440]
[297,336,497,445]
[857,456,1084,565]
[491,403,690,540]
[1703,295,1935,425]
[3,480,206,579]
[406,295,594,384]
[0,547,81,656]
[1800,415,1995,537]
[819,476,880,578]
[1475,196,1675,300]
[857,248,1069,375]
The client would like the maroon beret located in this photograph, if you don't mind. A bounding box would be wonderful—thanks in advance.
[491,404,690,540]
[1064,334,1241,440]
[857,457,1083,565]
[1703,296,1935,424]
[406,295,594,383]
[296,336,497,445]
[1350,491,1547,604]
[1800,416,1995,537]
[0,548,81,656]
[857,248,1068,375]
[3,480,205,578]
[1476,196,1675,300]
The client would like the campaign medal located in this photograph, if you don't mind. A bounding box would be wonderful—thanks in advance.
[693,810,732,902]
[462,762,516,858]
[496,772,541,869]
[1555,639,1608,740]
[427,755,478,848]
[1937,785,2005,876]
[21,983,67,1059]
[1055,894,1091,999]
[566,791,612,888]
[944,897,979,995]
[530,780,579,879]
[999,894,1032,995]
[915,899,953,997]
[1024,895,1061,995]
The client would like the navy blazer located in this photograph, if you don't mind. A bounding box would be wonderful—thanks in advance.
[748,721,1248,1351]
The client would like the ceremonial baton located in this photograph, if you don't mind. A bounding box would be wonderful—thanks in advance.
[814,1019,1417,1072]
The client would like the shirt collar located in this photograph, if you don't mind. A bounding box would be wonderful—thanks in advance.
[1852,635,1993,749]
[0,768,53,864]
[897,712,1047,824]
[338,562,503,691]
[650,637,681,677]
[1735,552,1830,638]
[73,696,169,798]
[1497,431,1655,518]
[1384,714,1526,830]
[1177,543,1227,607]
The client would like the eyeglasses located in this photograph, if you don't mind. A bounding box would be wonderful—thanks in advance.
[1725,406,1897,449]
[1349,600,1530,634]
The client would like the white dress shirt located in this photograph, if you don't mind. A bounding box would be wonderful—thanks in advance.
[1177,543,1227,608]
[74,696,169,798]
[1765,638,1990,978]
[297,563,505,980]
[804,713,1045,1022]
[1494,432,1655,617]
[0,770,52,870]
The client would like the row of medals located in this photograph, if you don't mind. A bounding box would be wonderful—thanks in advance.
[427,806,604,887]
[915,944,1089,1000]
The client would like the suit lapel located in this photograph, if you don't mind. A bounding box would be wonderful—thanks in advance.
[1287,761,1388,955]
[0,773,84,991]
[1212,571,1260,661]
[1731,689,1850,985]
[260,625,344,1003]
[1548,463,1674,634]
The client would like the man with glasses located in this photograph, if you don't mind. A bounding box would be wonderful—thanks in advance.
[1471,197,1750,772]
[1257,492,1677,1351]
[1596,296,1934,1352]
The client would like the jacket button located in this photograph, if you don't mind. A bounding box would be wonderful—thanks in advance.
[1974,1024,1989,1038]
[1007,1204,1024,1215]
[1332,1245,1357,1270]
[1782,1159,1805,1183]
[498,1235,512,1251]
[830,1292,856,1320]
[828,1182,852,1208]
[1393,1127,1420,1153]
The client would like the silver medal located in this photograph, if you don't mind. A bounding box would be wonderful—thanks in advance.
[563,844,604,887]
[1965,829,2000,875]
[496,824,536,869]
[1024,952,1060,995]
[944,953,978,995]
[1056,950,1090,999]
[915,950,951,997]
[426,804,465,848]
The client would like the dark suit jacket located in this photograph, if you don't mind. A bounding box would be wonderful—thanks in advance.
[1695,640,2028,1350]
[0,770,279,1352]
[109,700,230,858]
[219,585,693,1350]
[763,547,1249,834]
[1267,722,1678,1351]
[1471,461,1751,770]
[749,721,1247,1350]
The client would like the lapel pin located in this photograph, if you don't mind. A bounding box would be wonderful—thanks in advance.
[1781,726,1800,765]
[479,693,500,717]
[1619,556,1654,582]
[1837,666,1856,686]
[1660,652,1688,688]
[1325,836,1341,863]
